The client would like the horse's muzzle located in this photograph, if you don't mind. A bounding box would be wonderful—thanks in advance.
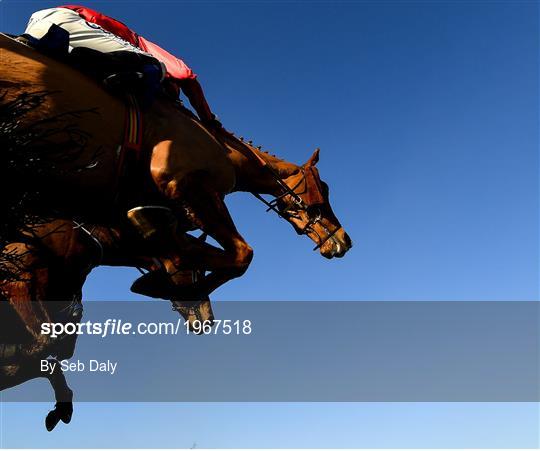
[320,228,352,259]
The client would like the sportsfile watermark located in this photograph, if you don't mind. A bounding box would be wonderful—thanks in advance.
[3,301,538,402]
[40,318,253,338]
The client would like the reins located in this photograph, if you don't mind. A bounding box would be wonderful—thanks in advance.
[222,133,340,251]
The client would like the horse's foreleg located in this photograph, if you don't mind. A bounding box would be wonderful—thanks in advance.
[167,174,253,296]
[44,358,73,431]
[0,359,73,431]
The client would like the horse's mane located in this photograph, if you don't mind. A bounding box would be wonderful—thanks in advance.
[168,99,298,178]
[235,135,282,161]
[226,132,300,178]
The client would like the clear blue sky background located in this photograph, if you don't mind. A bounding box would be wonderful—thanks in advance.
[0,0,538,448]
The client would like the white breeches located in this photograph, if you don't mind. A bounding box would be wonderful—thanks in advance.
[24,7,150,56]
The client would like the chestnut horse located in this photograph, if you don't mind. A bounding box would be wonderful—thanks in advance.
[1,32,352,430]
[0,218,214,431]
[0,34,352,300]
[0,138,352,430]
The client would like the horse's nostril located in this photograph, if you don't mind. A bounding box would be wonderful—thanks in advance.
[343,232,352,248]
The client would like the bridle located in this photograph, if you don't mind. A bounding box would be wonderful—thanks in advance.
[246,148,341,251]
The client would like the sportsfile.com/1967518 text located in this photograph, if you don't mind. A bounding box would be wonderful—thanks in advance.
[40,318,253,338]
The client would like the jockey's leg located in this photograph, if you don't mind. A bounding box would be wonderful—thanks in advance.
[68,48,164,103]
[25,7,164,103]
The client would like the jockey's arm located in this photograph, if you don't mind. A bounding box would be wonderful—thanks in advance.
[180,78,217,125]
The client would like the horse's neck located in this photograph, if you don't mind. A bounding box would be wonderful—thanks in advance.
[143,103,300,196]
[225,138,300,195]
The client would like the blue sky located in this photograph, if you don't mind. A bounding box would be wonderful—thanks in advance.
[1,0,539,448]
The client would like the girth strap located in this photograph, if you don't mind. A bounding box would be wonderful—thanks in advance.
[116,94,143,178]
[114,94,143,206]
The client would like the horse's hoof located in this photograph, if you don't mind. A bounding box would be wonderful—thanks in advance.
[172,296,214,334]
[172,284,206,302]
[130,270,177,300]
[45,402,73,431]
[58,402,73,424]
[45,410,60,431]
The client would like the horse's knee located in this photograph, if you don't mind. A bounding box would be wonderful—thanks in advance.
[233,242,253,276]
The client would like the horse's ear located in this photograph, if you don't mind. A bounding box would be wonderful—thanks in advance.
[305,148,320,167]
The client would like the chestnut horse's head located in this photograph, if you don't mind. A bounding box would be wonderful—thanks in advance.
[276,149,352,259]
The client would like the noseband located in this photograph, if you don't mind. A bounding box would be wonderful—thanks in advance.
[248,158,340,251]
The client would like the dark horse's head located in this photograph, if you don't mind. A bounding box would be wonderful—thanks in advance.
[277,149,352,259]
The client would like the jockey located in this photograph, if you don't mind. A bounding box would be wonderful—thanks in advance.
[23,5,220,127]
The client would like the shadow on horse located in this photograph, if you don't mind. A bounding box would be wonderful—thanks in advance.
[0,33,352,430]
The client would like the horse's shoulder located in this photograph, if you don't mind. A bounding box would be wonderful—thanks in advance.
[146,104,235,192]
